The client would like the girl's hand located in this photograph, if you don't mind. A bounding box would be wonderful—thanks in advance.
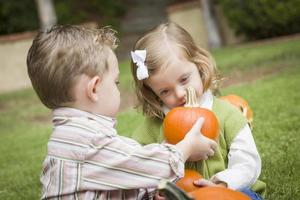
[194,178,227,188]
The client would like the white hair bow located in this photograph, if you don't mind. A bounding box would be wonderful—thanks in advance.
[131,50,149,80]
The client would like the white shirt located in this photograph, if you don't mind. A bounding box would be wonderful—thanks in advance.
[163,90,261,190]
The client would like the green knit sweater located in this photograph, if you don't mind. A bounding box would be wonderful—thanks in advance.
[131,97,266,197]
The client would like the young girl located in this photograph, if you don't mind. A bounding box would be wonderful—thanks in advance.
[130,22,266,200]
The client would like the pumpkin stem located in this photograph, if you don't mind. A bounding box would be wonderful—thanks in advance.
[184,87,199,107]
[158,180,194,200]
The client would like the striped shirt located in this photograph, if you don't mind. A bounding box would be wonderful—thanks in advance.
[40,107,184,200]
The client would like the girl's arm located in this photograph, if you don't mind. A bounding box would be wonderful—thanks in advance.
[210,124,261,190]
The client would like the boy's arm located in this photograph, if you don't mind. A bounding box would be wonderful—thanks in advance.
[81,117,216,191]
[82,132,185,190]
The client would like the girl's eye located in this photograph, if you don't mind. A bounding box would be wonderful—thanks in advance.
[160,90,169,96]
[181,76,189,84]
[115,81,120,85]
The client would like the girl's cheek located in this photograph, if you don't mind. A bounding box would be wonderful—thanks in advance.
[164,98,174,108]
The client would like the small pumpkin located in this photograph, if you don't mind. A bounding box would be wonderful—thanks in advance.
[158,180,250,200]
[163,87,219,144]
[189,186,250,200]
[220,94,253,128]
[176,169,203,193]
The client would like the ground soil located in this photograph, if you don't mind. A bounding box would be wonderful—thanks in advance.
[220,65,287,88]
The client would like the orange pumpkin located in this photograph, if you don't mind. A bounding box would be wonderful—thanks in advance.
[158,180,250,200]
[220,94,253,128]
[176,169,203,193]
[189,186,250,200]
[163,87,219,144]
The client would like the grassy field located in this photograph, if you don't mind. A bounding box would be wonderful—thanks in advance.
[213,37,300,74]
[0,37,299,199]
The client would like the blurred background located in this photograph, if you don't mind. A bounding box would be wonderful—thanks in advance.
[0,0,300,199]
[1,0,300,94]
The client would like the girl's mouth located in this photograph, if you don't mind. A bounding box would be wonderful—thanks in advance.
[177,102,186,107]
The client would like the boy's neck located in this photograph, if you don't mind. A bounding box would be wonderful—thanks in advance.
[60,102,105,118]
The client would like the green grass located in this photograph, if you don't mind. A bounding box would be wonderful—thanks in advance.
[0,37,300,199]
[119,60,134,91]
[212,38,300,74]
[221,65,300,199]
[0,89,50,199]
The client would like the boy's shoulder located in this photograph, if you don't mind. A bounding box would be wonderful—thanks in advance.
[51,111,116,142]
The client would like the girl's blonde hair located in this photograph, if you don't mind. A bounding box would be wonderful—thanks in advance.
[131,22,220,119]
[27,25,118,109]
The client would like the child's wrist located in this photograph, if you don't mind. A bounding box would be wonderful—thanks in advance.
[175,139,191,162]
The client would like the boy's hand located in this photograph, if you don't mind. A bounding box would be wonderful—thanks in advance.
[184,118,217,161]
[194,178,227,188]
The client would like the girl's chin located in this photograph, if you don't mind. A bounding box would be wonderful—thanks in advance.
[173,103,185,108]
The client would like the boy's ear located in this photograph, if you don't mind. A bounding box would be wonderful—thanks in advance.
[87,76,101,102]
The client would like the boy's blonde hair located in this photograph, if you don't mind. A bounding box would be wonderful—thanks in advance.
[131,22,219,119]
[27,25,118,109]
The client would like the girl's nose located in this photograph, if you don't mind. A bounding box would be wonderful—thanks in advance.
[175,86,186,99]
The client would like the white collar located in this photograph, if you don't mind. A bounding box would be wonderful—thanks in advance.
[163,90,214,115]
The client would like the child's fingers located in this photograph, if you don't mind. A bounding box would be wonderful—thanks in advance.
[202,155,208,160]
[191,117,204,133]
[207,149,214,156]
[210,140,218,151]
[194,179,215,187]
[186,117,204,139]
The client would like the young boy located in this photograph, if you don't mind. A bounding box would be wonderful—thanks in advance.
[27,25,217,199]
